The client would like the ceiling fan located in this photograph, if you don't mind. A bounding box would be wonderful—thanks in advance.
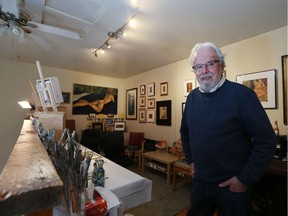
[0,1,82,40]
[0,8,37,38]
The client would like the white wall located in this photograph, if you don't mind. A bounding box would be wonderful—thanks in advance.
[0,26,287,173]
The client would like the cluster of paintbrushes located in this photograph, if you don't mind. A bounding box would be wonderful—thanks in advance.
[33,118,92,215]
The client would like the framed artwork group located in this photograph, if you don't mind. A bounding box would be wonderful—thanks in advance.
[125,82,171,124]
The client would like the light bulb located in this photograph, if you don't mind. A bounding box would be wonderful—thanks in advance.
[129,19,136,28]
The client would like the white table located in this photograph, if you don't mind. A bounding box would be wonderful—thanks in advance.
[88,154,152,210]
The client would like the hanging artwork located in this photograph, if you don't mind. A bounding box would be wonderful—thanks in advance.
[72,83,118,115]
[126,88,138,120]
[236,69,276,109]
[156,100,171,126]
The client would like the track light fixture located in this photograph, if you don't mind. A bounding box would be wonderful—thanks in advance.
[105,42,111,48]
[93,14,136,58]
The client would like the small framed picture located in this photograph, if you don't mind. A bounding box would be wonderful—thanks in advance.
[140,85,146,95]
[147,82,155,97]
[160,82,168,96]
[146,110,155,123]
[139,96,146,107]
[184,79,195,96]
[139,109,146,123]
[114,121,126,131]
[147,98,155,109]
[156,100,171,126]
[126,88,138,120]
[62,92,71,104]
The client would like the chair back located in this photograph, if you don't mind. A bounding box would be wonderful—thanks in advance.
[129,132,144,147]
[80,129,101,152]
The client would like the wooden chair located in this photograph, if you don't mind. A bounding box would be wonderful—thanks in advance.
[124,132,145,171]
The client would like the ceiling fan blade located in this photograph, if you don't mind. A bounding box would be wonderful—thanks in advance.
[28,32,52,51]
[19,25,31,34]
[28,21,82,40]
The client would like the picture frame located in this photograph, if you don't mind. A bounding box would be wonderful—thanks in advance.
[184,79,195,96]
[62,92,71,104]
[160,82,168,96]
[72,84,118,115]
[140,85,146,95]
[236,69,276,109]
[139,108,146,123]
[147,98,155,109]
[146,110,155,123]
[92,122,103,130]
[156,100,171,126]
[126,88,138,120]
[139,96,146,107]
[114,121,126,131]
[282,55,287,125]
[147,82,155,97]
[182,102,186,115]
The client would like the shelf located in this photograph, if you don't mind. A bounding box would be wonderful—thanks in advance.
[144,161,167,173]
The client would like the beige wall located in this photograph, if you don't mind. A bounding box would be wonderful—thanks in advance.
[0,26,287,172]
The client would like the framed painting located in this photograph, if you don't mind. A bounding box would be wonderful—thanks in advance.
[147,98,155,109]
[72,84,118,115]
[126,88,138,120]
[184,79,195,96]
[147,82,155,97]
[282,55,287,125]
[139,108,146,123]
[147,110,155,123]
[140,85,146,95]
[62,92,70,104]
[156,100,171,126]
[139,96,146,107]
[236,69,276,109]
[114,121,126,131]
[160,82,168,96]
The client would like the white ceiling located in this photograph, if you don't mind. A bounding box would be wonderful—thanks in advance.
[0,0,287,78]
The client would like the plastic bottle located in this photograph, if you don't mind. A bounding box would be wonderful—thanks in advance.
[92,159,105,187]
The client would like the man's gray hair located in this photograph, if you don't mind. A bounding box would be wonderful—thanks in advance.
[188,42,226,66]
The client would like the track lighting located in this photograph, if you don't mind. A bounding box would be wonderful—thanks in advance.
[93,14,137,58]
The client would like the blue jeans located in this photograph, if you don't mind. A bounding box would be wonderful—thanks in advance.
[187,179,250,216]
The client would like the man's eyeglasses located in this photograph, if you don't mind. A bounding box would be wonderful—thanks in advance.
[192,60,220,73]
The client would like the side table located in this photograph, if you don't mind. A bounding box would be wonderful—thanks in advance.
[173,160,192,191]
[142,151,181,186]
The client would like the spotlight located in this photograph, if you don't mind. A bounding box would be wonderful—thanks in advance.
[118,31,127,37]
[129,19,136,28]
[18,101,32,109]
[105,42,111,48]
